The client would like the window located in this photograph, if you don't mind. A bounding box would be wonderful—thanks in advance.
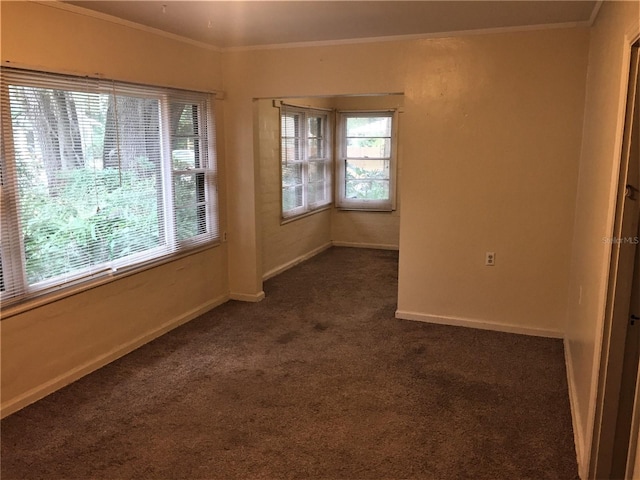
[0,68,219,306]
[337,111,398,211]
[280,104,332,219]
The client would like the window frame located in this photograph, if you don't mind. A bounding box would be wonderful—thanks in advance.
[0,67,220,309]
[279,104,332,221]
[336,110,398,211]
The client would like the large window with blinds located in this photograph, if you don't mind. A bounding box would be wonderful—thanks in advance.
[280,105,332,220]
[0,68,219,306]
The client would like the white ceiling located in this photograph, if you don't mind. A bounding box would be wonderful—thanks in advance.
[65,1,600,50]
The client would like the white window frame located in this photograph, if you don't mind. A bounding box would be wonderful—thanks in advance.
[0,68,219,308]
[280,104,332,221]
[336,110,398,211]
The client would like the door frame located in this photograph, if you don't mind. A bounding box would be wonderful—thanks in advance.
[589,34,640,480]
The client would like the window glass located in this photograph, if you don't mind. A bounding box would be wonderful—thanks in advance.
[0,68,219,306]
[280,106,331,219]
[338,112,396,210]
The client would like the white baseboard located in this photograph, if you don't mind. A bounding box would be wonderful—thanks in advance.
[331,241,399,251]
[565,338,587,480]
[262,242,332,280]
[394,310,564,339]
[0,293,229,419]
[229,291,266,302]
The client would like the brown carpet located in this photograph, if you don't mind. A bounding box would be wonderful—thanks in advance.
[1,247,578,479]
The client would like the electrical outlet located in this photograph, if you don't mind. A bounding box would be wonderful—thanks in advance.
[485,252,495,266]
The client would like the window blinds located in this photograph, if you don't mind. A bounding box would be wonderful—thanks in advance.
[279,103,332,219]
[0,68,219,305]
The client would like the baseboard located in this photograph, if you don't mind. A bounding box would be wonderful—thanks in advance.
[565,338,587,480]
[229,291,266,302]
[394,310,564,339]
[262,242,332,280]
[0,293,229,419]
[331,241,399,251]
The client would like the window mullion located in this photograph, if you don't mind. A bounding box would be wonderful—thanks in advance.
[161,95,177,251]
[0,83,27,299]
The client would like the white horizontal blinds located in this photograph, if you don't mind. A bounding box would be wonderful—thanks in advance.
[280,103,331,219]
[306,111,331,209]
[281,104,305,217]
[167,91,218,246]
[0,68,218,305]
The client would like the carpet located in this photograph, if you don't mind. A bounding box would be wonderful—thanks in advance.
[0,247,578,479]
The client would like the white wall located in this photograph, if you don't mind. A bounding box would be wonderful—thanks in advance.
[0,1,229,417]
[564,1,640,477]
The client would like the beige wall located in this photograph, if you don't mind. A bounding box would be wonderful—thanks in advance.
[0,1,229,416]
[224,28,590,335]
[564,1,640,477]
[395,29,589,336]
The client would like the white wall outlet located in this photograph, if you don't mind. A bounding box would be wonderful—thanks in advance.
[485,252,495,266]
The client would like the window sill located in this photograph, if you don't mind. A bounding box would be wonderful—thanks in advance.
[336,205,395,213]
[0,241,221,321]
[281,205,332,225]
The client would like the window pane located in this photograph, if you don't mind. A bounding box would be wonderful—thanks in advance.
[9,86,163,284]
[281,138,302,163]
[346,138,391,158]
[307,138,324,159]
[173,173,197,205]
[308,181,326,204]
[173,172,207,240]
[282,185,303,212]
[282,163,303,188]
[171,104,198,136]
[307,116,323,137]
[172,139,200,170]
[345,179,389,200]
[281,114,300,138]
[346,159,389,181]
[346,116,392,137]
[175,205,204,241]
[308,160,326,183]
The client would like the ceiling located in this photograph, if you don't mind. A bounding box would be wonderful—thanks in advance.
[65,1,600,50]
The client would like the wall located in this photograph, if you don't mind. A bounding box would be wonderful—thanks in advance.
[0,1,229,417]
[257,97,333,279]
[224,28,590,337]
[564,1,640,477]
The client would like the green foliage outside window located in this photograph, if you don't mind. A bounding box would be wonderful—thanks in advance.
[18,158,161,284]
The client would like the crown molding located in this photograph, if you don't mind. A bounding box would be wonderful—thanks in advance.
[35,0,595,54]
[225,20,592,52]
[35,0,222,53]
